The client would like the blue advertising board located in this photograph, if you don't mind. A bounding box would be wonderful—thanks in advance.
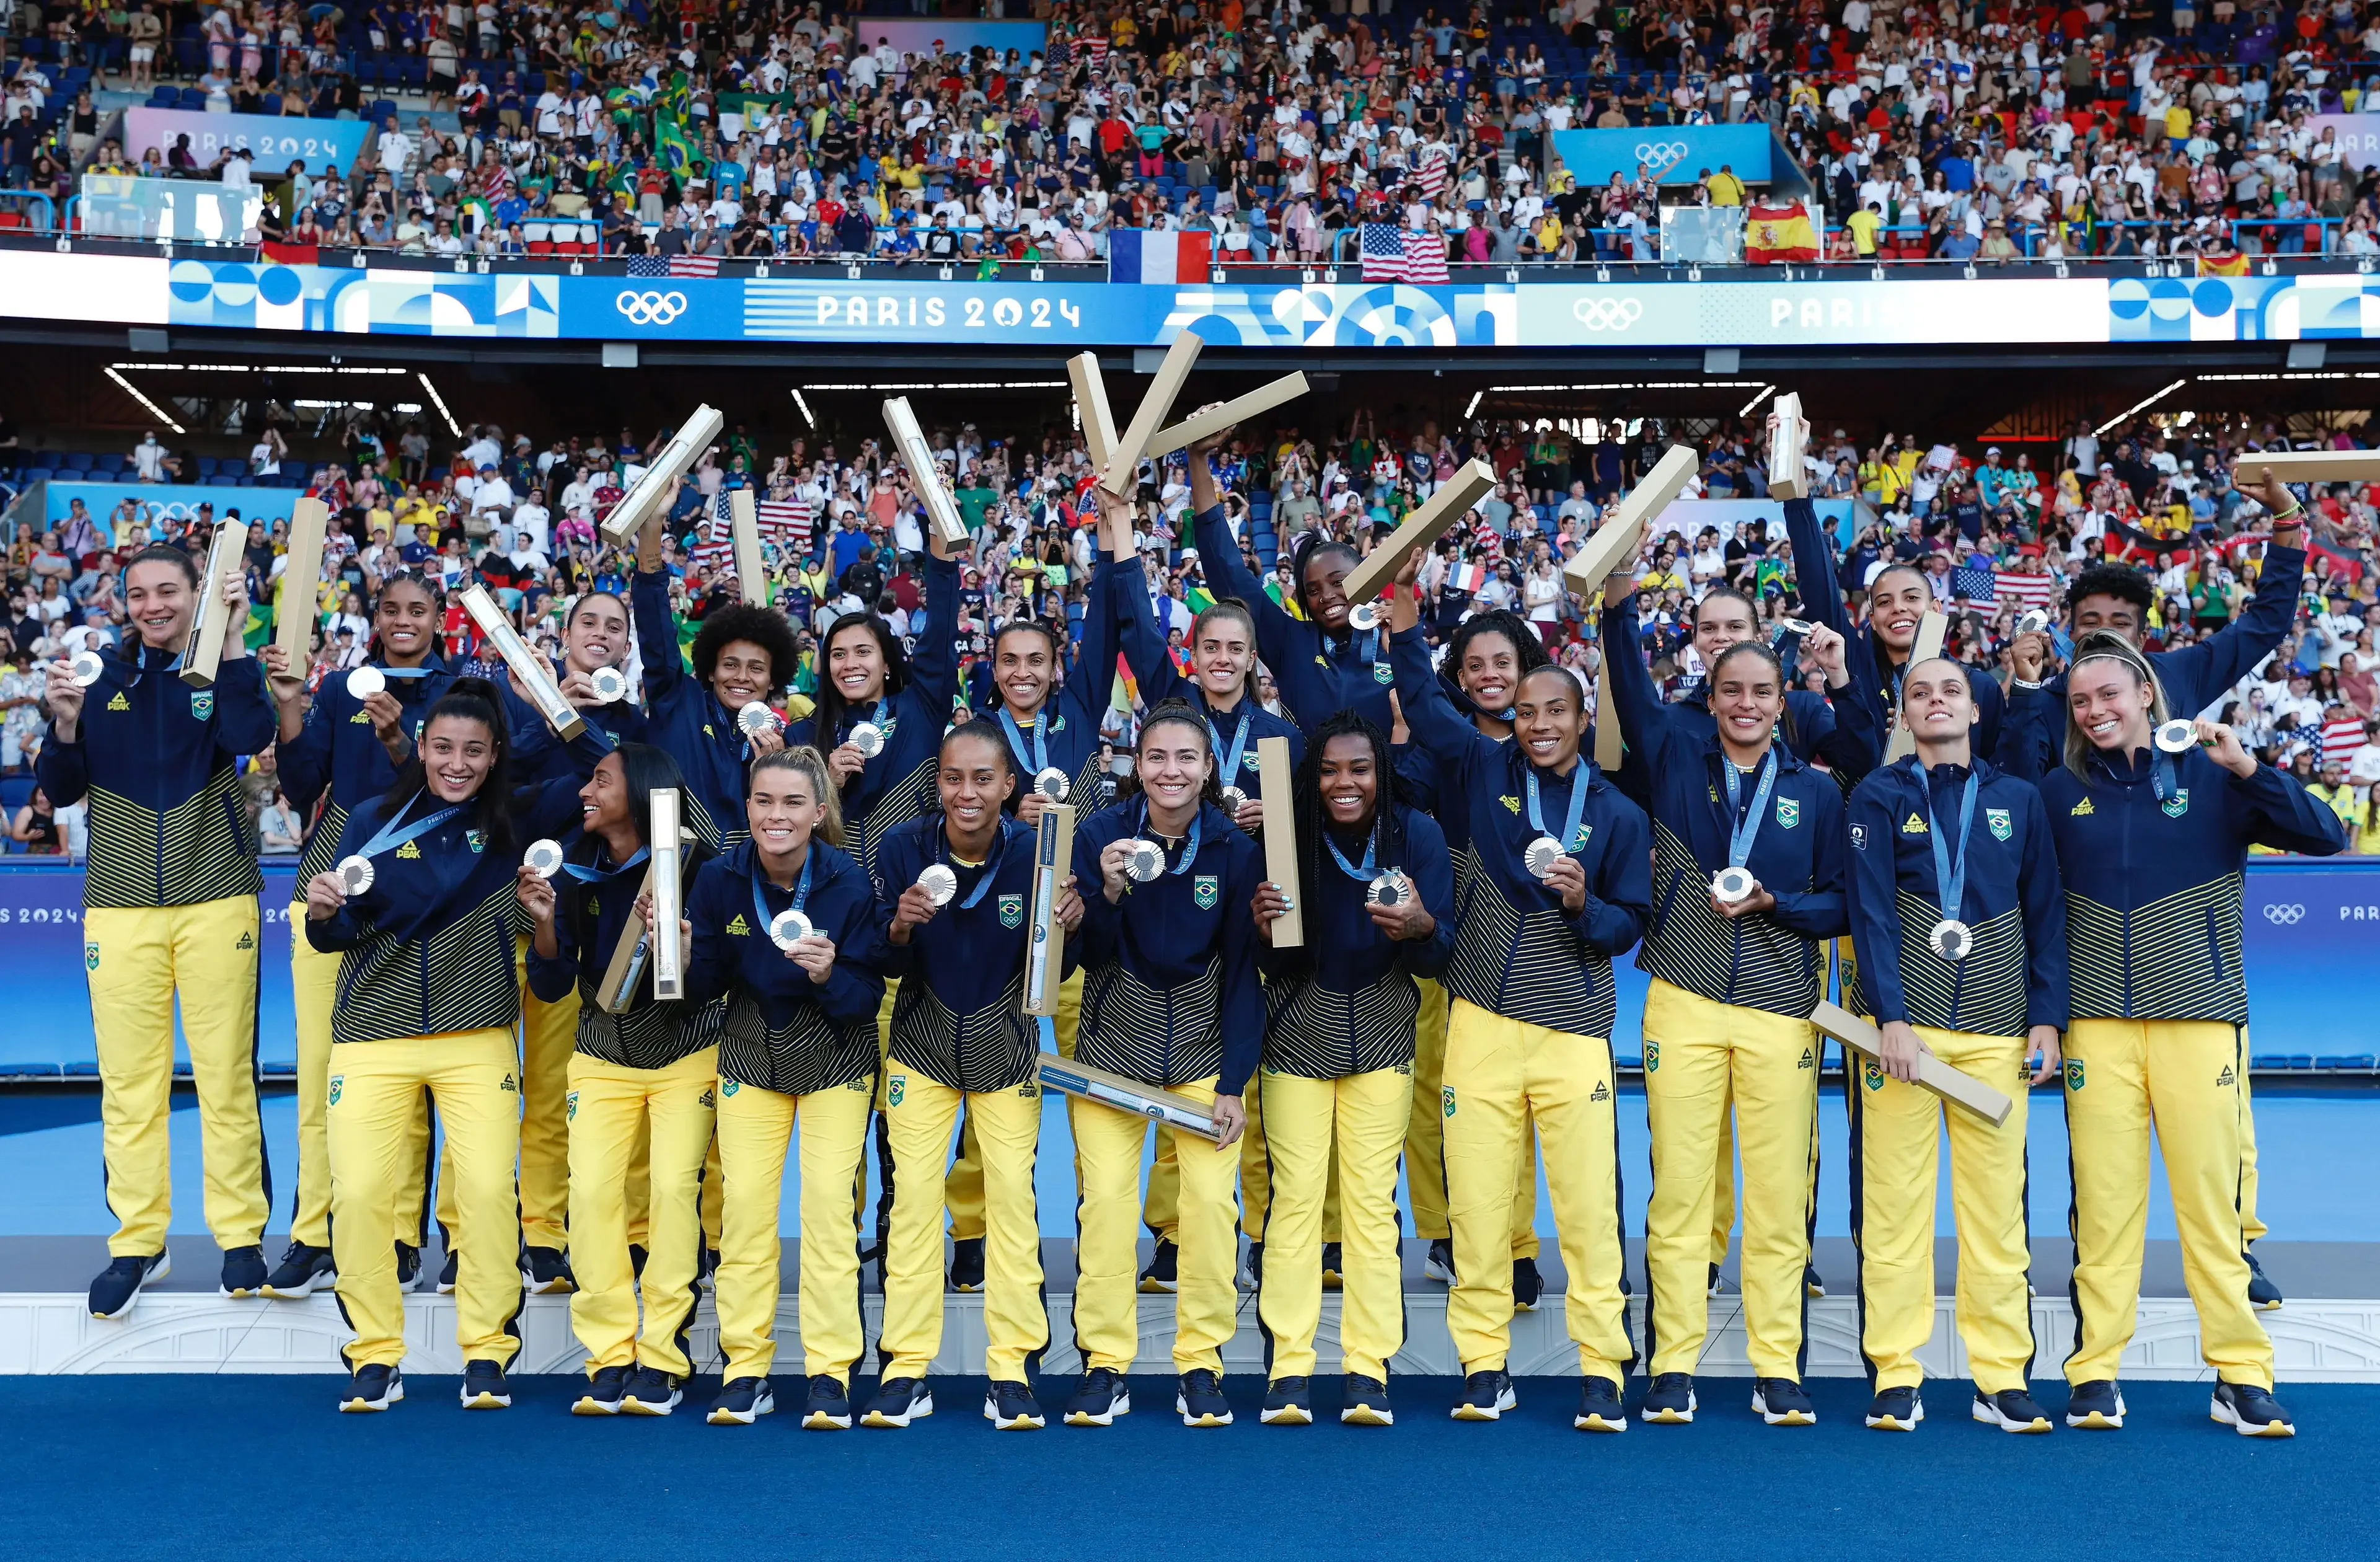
[122,108,372,175]
[1551,125,1776,187]
[43,481,305,540]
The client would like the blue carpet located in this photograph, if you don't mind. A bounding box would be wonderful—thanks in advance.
[0,1376,2362,1558]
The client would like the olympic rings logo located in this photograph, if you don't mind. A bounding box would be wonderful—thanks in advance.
[1571,297,1646,330]
[2263,903,2305,925]
[1634,139,1690,177]
[615,289,689,325]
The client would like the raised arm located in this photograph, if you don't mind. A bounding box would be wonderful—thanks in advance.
[904,545,963,724]
[632,552,689,707]
[2156,541,2306,716]
[1599,588,1688,772]
[1782,496,1853,637]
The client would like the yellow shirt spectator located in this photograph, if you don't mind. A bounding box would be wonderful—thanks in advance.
[1846,206,1882,254]
[1708,169,1747,206]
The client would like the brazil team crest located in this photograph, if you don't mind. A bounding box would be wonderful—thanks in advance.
[1644,1040,1660,1072]
[84,941,99,971]
[1986,807,2012,841]
[997,893,1024,929]
[1775,797,1800,829]
[888,1075,906,1107]
[327,1075,343,1108]
[1373,662,1393,685]
[1442,1086,1455,1118]
[189,691,214,720]
[2065,1059,2085,1092]
[1192,874,1219,909]
[2162,788,2190,819]
[1863,1060,1885,1092]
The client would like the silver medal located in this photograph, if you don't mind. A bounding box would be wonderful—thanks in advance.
[1220,785,1249,815]
[588,665,629,704]
[1033,766,1070,801]
[2014,608,2052,637]
[1710,865,1756,904]
[917,863,958,907]
[767,907,814,949]
[345,664,387,699]
[335,854,376,896]
[66,650,105,687]
[522,839,565,878]
[1778,617,1814,636]
[1347,601,1379,631]
[2154,718,2198,754]
[1928,917,1973,962]
[738,700,782,738]
[1366,872,1408,908]
[1122,839,1165,883]
[847,720,886,758]
[1524,836,1565,880]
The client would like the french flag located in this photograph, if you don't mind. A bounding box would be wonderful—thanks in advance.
[1110,229,1212,283]
[1447,562,1488,594]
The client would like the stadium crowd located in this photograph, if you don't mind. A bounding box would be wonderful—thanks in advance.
[2,387,2376,855]
[12,1,2380,264]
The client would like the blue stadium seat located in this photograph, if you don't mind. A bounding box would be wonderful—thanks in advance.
[22,466,51,482]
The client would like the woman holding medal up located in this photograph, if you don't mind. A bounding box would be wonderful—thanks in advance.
[518,743,718,1418]
[1602,575,1848,1430]
[304,677,593,1413]
[2039,635,2344,1437]
[1385,554,1652,1432]
[1247,711,1453,1429]
[265,571,454,1301]
[683,746,886,1431]
[1063,701,1264,1431]
[867,721,1086,1433]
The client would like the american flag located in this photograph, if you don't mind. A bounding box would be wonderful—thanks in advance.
[628,254,721,279]
[691,494,736,575]
[2322,717,2364,769]
[1082,36,1109,66]
[757,497,813,555]
[1950,559,2060,611]
[1359,223,1450,283]
[1415,148,1448,200]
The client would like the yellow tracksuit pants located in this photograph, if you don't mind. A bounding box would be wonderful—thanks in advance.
[625,1119,724,1253]
[1072,1077,1240,1374]
[715,1073,874,1385]
[288,902,433,1250]
[87,897,269,1257]
[566,1047,717,1379]
[514,938,575,1252]
[1642,979,1818,1380]
[945,968,1080,1243]
[1440,999,1631,1378]
[2063,1018,2271,1389]
[881,1069,1047,1382]
[1850,1025,2035,1393]
[1258,1066,1411,1380]
[327,1028,523,1370]
[2239,1036,2265,1248]
[1408,977,1539,1257]
[1146,1072,1279,1244]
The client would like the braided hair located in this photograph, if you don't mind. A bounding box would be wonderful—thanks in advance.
[1291,710,1407,907]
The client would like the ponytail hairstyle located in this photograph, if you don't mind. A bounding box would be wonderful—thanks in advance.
[811,611,909,742]
[1706,640,1799,756]
[1121,698,1226,808]
[1289,532,1360,625]
[377,675,516,852]
[1292,710,1406,907]
[2062,630,2168,782]
[939,717,1021,814]
[749,744,845,847]
[1189,597,1263,707]
[989,616,1065,714]
[1690,583,1761,638]
[368,570,444,663]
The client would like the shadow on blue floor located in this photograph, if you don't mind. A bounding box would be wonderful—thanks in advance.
[0,1376,2362,1558]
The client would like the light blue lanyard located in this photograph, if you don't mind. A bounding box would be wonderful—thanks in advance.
[1205,705,1252,784]
[1341,624,1380,665]
[1923,769,1980,924]
[1722,748,1780,870]
[1525,764,1592,853]
[2151,751,2183,811]
[560,845,648,883]
[751,847,816,933]
[358,792,462,862]
[1325,829,1379,883]
[998,707,1048,776]
[939,821,1007,911]
[1137,798,1203,876]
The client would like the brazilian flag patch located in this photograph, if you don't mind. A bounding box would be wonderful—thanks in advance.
[2065,1059,2085,1092]
[1863,1061,1885,1092]
[190,691,214,720]
[1192,875,1219,910]
[328,1075,343,1108]
[888,1075,906,1107]
[1442,1086,1455,1118]
[1644,1040,1660,1072]
[998,893,1024,929]
[84,942,99,971]
[565,1090,578,1122]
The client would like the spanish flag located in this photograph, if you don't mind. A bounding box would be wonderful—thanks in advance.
[2197,253,2251,277]
[1745,201,1820,263]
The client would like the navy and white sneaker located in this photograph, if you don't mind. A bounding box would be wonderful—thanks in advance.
[1804,1262,1827,1298]
[1341,1374,1394,1426]
[1320,1243,1343,1291]
[861,1377,934,1428]
[627,1243,649,1280]
[1753,1378,1815,1426]
[984,1380,1045,1430]
[948,1237,985,1293]
[1866,1385,1924,1431]
[394,1242,420,1289]
[339,1363,403,1413]
[573,1366,630,1416]
[1178,1369,1233,1427]
[1510,1256,1543,1312]
[698,1247,720,1292]
[1973,1388,2053,1433]
[801,1375,853,1430]
[1260,1376,1312,1426]
[707,1377,775,1425]
[261,1241,335,1299]
[2246,1250,2283,1311]
[459,1359,511,1410]
[1137,1238,1179,1294]
[1063,1367,1130,1427]
[1238,1240,1264,1290]
[88,1252,169,1321]
[436,1248,459,1295]
[2211,1381,2295,1437]
[1640,1372,1697,1424]
[2066,1379,2127,1430]
[522,1246,575,1295]
[620,1366,681,1416]
[218,1245,267,1298]
[1422,1238,1457,1285]
[1574,1375,1628,1433]
[1452,1370,1517,1422]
